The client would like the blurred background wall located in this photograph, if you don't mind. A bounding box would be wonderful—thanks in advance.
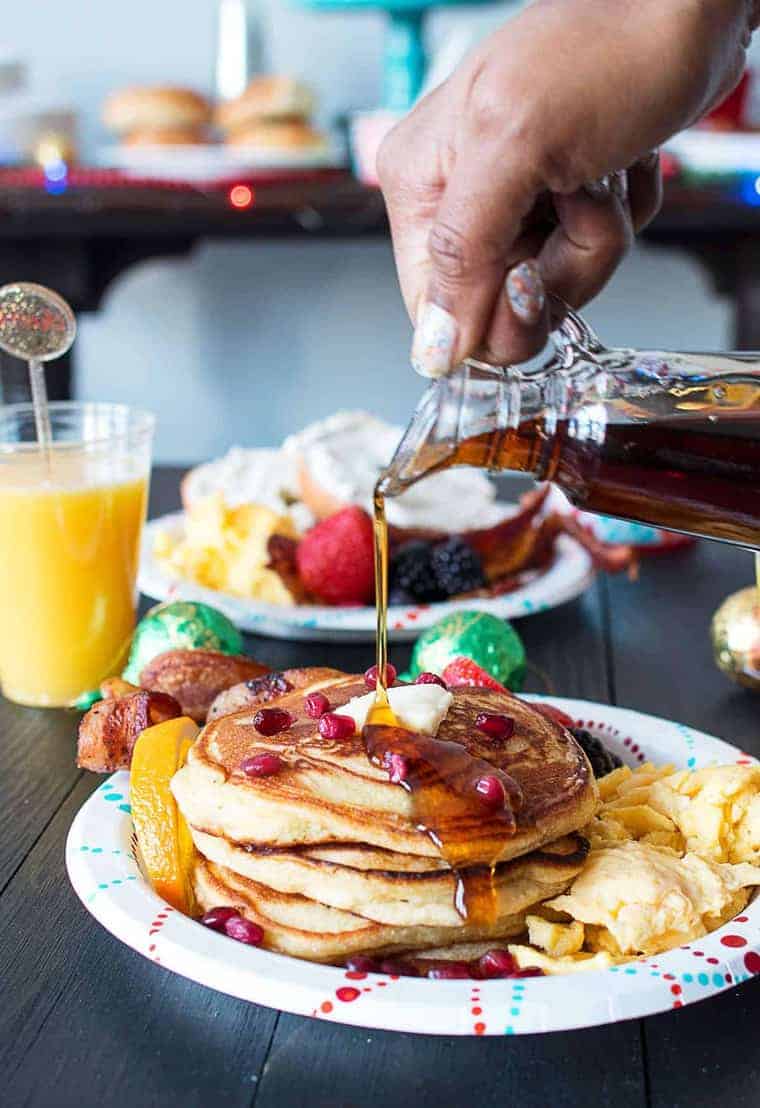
[3,1,731,461]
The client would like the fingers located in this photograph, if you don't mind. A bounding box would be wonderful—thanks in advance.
[533,173,633,311]
[628,149,662,232]
[377,88,449,326]
[409,152,540,377]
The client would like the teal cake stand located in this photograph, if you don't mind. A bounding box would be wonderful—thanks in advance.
[297,0,492,111]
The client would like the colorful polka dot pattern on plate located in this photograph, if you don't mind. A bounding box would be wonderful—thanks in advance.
[65,704,760,1036]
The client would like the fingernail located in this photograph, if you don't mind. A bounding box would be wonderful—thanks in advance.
[637,148,659,170]
[585,175,611,199]
[411,302,458,377]
[610,169,628,203]
[506,260,545,326]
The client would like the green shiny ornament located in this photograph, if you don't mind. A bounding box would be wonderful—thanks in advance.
[408,610,526,691]
[123,601,243,683]
[711,586,760,691]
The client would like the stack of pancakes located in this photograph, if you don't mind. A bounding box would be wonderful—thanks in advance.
[171,670,599,964]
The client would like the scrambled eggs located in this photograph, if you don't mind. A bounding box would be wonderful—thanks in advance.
[155,493,297,604]
[548,841,760,957]
[648,765,760,865]
[516,760,760,970]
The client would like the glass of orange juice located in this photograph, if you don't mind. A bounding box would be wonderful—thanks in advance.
[0,402,154,707]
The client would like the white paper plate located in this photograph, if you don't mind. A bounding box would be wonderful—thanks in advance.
[138,512,595,641]
[66,699,760,1036]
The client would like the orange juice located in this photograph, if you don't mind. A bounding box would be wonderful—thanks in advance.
[0,451,149,706]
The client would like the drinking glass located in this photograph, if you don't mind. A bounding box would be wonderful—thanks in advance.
[0,402,154,706]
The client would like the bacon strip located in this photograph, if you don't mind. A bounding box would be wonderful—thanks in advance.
[538,512,636,574]
[460,486,551,582]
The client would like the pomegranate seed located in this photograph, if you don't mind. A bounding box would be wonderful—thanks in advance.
[224,916,264,946]
[475,713,515,740]
[253,708,293,736]
[426,961,471,980]
[475,774,507,809]
[241,752,283,778]
[379,958,420,978]
[200,906,239,932]
[304,691,330,718]
[477,949,517,979]
[385,752,409,784]
[514,966,544,978]
[318,712,356,740]
[345,955,381,973]
[415,672,447,688]
[364,662,397,689]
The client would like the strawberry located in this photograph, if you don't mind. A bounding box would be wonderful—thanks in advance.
[441,657,508,693]
[296,507,375,606]
[530,702,575,729]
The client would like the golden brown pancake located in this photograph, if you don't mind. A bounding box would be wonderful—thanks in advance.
[171,670,598,866]
[190,828,589,926]
[193,857,531,963]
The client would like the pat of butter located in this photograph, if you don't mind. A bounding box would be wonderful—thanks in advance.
[342,684,453,736]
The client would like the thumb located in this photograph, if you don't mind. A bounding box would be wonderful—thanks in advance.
[411,156,541,377]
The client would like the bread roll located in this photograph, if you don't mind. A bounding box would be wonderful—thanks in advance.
[215,76,314,132]
[123,126,208,147]
[226,120,327,152]
[103,86,211,134]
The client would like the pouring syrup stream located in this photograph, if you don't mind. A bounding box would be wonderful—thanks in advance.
[366,480,518,923]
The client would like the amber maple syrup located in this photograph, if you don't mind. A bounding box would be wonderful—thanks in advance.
[380,401,760,548]
[367,485,516,923]
[368,388,760,922]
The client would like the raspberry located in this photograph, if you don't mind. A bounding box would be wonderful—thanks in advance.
[430,537,486,597]
[388,541,444,603]
[296,507,375,606]
[441,657,507,693]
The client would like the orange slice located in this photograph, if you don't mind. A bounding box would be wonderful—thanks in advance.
[130,715,199,913]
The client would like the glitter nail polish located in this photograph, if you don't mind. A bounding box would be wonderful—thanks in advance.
[411,302,458,378]
[506,260,545,326]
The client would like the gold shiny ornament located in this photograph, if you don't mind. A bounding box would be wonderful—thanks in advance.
[711,586,760,690]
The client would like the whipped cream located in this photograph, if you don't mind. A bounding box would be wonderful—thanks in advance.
[284,410,510,532]
[182,446,313,532]
[341,684,453,736]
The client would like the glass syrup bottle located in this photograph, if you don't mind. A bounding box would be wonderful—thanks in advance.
[376,308,760,549]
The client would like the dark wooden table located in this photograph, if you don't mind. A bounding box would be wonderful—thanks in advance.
[2,466,759,1108]
[2,172,760,402]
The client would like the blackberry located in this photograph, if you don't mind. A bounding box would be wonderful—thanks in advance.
[389,586,415,606]
[389,541,445,603]
[430,537,486,598]
[571,727,623,779]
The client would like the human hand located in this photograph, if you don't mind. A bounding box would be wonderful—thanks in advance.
[378,0,755,376]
